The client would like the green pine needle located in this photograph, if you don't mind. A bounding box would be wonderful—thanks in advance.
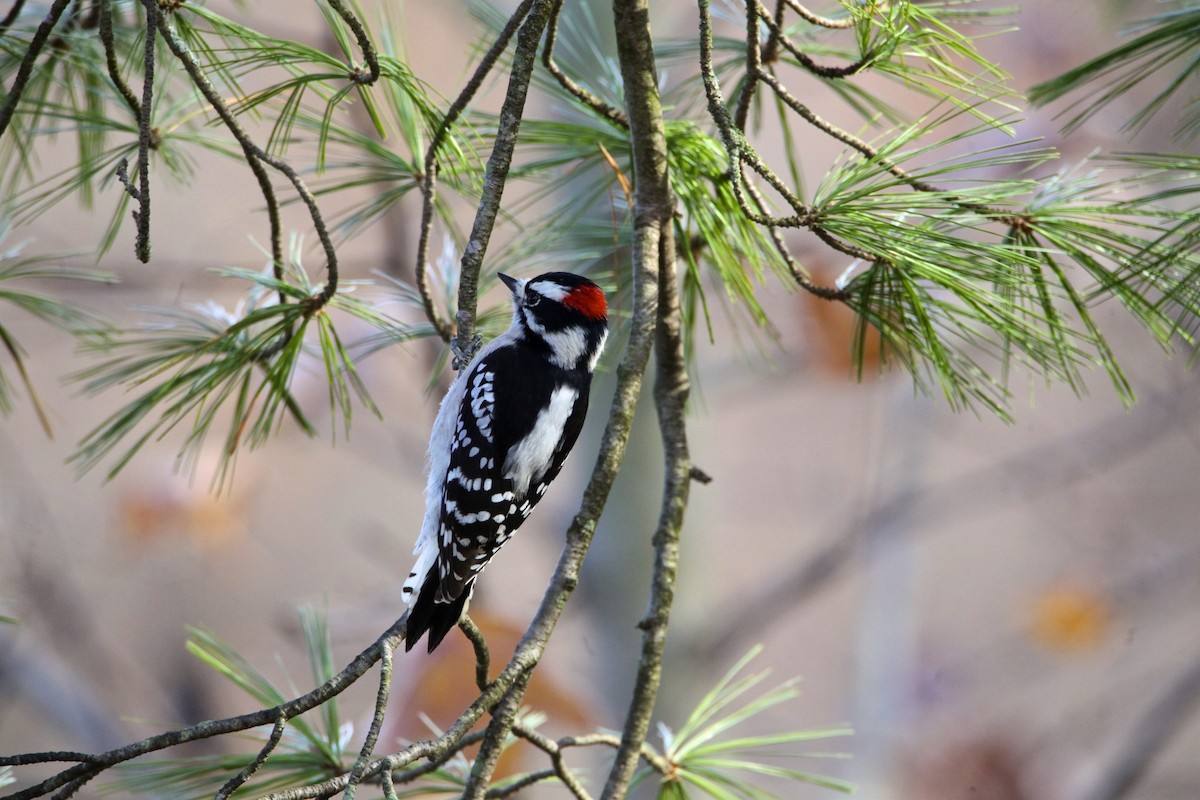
[70,255,400,490]
[639,645,853,800]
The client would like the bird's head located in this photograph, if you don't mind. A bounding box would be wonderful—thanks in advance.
[499,272,608,372]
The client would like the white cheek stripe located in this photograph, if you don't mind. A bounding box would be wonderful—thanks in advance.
[503,385,578,497]
[524,312,593,370]
[528,280,568,301]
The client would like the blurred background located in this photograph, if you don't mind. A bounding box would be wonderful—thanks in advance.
[1,1,1198,798]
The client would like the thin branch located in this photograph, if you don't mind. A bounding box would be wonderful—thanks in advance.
[149,9,283,284]
[559,733,672,776]
[154,13,336,306]
[459,615,492,692]
[98,0,142,117]
[759,0,787,65]
[784,0,854,29]
[511,725,594,800]
[0,617,408,800]
[214,714,287,800]
[757,7,873,78]
[378,756,399,800]
[462,675,530,800]
[0,0,26,35]
[132,0,157,264]
[732,0,762,132]
[485,768,557,798]
[0,0,74,138]
[344,642,395,800]
[415,0,536,344]
[325,0,379,84]
[384,730,488,786]
[542,0,630,128]
[697,0,813,227]
[742,178,848,300]
[754,68,943,193]
[601,0,684,796]
[452,0,555,367]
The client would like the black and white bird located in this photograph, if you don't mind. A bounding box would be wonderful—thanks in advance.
[403,271,609,652]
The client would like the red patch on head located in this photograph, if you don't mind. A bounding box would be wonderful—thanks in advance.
[563,284,607,320]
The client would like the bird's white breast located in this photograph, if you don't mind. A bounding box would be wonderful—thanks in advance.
[502,385,578,497]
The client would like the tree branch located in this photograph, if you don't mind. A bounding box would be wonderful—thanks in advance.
[415,0,536,344]
[155,11,336,303]
[98,0,142,118]
[542,0,629,129]
[0,617,409,800]
[0,0,73,138]
[0,0,26,35]
[600,0,685,796]
[325,0,379,84]
[511,724,595,800]
[131,0,158,264]
[214,713,287,800]
[783,0,854,30]
[343,643,395,800]
[460,615,492,691]
[462,675,530,800]
[452,0,555,367]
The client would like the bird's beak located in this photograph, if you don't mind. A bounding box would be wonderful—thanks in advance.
[498,273,520,294]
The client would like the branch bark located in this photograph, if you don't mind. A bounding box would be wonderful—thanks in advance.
[600,0,688,797]
[452,0,555,366]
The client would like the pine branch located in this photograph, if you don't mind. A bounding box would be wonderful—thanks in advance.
[452,0,555,368]
[0,617,409,800]
[415,0,536,344]
[599,0,687,796]
[0,0,73,137]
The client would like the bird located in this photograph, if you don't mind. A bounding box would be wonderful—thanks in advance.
[402,271,609,652]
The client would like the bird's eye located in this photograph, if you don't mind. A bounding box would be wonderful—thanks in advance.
[524,293,542,308]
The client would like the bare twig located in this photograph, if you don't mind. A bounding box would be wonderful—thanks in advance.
[214,713,287,800]
[460,615,492,692]
[732,0,763,132]
[560,733,672,776]
[757,6,873,77]
[755,68,942,193]
[344,642,395,800]
[511,725,595,800]
[742,175,848,300]
[154,12,351,308]
[462,675,530,800]
[98,0,142,117]
[485,768,557,798]
[0,0,73,138]
[542,0,630,128]
[325,0,380,84]
[452,0,555,367]
[784,0,855,29]
[0,617,409,800]
[600,1,686,797]
[0,0,26,34]
[382,730,489,790]
[131,0,158,264]
[415,0,536,344]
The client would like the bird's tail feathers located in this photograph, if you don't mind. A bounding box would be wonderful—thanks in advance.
[404,570,473,653]
[401,540,438,606]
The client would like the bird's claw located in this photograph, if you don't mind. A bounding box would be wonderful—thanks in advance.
[451,333,483,371]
